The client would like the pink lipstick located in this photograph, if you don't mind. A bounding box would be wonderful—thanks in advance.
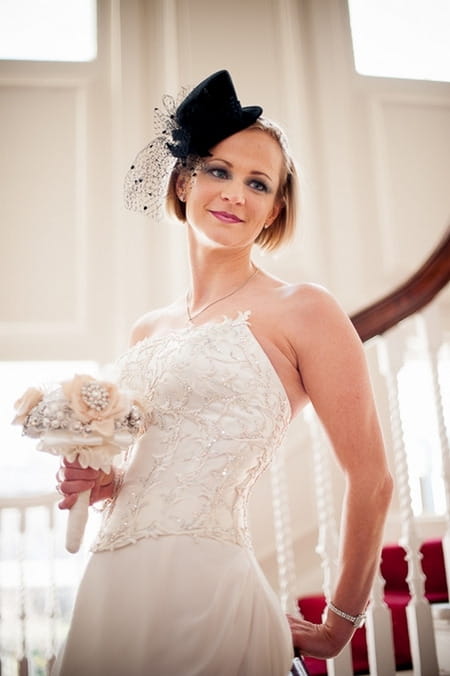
[209,210,243,224]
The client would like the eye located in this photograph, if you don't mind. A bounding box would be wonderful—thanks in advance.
[248,179,269,193]
[205,166,229,180]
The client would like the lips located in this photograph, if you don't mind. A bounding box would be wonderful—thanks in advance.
[209,210,243,224]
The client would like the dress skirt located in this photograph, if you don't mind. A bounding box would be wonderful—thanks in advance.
[52,535,294,676]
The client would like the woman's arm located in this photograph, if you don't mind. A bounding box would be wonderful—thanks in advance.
[287,285,393,658]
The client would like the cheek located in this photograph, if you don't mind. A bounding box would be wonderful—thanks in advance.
[257,197,277,222]
[185,177,211,205]
[184,184,210,222]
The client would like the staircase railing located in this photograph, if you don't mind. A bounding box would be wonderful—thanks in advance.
[350,225,450,341]
[350,226,450,674]
[275,226,450,676]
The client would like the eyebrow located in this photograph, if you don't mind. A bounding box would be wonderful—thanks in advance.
[208,157,275,183]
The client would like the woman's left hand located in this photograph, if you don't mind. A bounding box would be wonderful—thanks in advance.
[56,457,115,509]
[286,613,354,660]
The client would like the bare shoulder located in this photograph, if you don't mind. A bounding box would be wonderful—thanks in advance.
[129,310,162,347]
[129,303,180,347]
[252,275,356,342]
[278,281,362,357]
[281,281,351,327]
[286,281,343,312]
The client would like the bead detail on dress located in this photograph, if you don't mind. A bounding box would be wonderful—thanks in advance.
[92,312,290,553]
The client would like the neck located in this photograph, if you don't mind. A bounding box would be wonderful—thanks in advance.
[187,240,255,309]
[185,234,258,322]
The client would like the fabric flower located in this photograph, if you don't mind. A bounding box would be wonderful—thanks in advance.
[12,387,43,424]
[64,443,121,473]
[62,375,128,437]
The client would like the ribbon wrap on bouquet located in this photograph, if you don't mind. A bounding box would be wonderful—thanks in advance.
[13,376,144,553]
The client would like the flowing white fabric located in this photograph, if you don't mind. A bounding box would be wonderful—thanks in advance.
[53,313,294,676]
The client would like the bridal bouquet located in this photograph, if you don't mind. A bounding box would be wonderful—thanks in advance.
[13,375,143,553]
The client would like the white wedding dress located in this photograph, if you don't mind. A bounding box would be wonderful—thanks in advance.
[53,312,294,676]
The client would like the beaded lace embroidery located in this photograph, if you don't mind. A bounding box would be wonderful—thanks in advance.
[92,312,290,552]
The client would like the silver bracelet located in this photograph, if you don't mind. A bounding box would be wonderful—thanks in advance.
[328,601,366,629]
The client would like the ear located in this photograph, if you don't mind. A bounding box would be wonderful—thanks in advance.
[265,200,282,227]
[175,173,188,202]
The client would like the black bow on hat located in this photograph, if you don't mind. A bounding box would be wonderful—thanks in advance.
[167,70,262,159]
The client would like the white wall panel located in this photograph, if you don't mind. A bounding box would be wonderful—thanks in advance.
[0,3,113,361]
[372,96,450,280]
[299,0,450,312]
[0,85,86,327]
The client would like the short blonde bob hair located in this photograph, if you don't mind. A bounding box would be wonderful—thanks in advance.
[165,118,299,251]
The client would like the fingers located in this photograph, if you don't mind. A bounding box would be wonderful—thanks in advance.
[55,460,115,510]
[286,614,352,660]
[56,460,99,511]
[287,615,319,641]
[60,477,96,495]
[286,615,329,658]
[57,493,79,510]
[56,477,95,511]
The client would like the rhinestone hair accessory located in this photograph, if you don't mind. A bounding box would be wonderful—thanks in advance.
[123,70,263,220]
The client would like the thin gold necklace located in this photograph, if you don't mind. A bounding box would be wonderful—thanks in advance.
[186,264,259,323]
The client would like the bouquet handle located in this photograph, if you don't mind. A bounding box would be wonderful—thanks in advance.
[66,489,90,553]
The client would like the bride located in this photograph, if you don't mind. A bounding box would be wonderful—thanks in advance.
[54,69,393,675]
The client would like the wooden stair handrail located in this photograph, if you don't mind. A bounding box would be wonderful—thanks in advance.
[350,226,450,342]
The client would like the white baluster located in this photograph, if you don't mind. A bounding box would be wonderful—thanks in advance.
[18,508,29,676]
[270,444,298,615]
[46,503,57,674]
[365,570,396,675]
[306,406,353,676]
[378,325,439,676]
[418,304,450,596]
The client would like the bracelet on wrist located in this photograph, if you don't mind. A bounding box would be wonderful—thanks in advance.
[328,601,366,629]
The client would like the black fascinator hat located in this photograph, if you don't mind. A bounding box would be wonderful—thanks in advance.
[124,70,263,217]
[168,70,262,159]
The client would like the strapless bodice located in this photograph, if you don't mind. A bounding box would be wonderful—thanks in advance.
[92,312,291,552]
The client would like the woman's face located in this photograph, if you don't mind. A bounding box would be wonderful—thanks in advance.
[180,128,283,250]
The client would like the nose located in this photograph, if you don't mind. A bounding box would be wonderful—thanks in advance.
[220,181,245,205]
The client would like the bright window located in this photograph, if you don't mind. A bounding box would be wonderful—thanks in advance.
[348,0,450,83]
[0,0,97,62]
[398,349,449,516]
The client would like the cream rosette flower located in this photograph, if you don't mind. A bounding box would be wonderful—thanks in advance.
[12,387,44,425]
[62,375,129,438]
